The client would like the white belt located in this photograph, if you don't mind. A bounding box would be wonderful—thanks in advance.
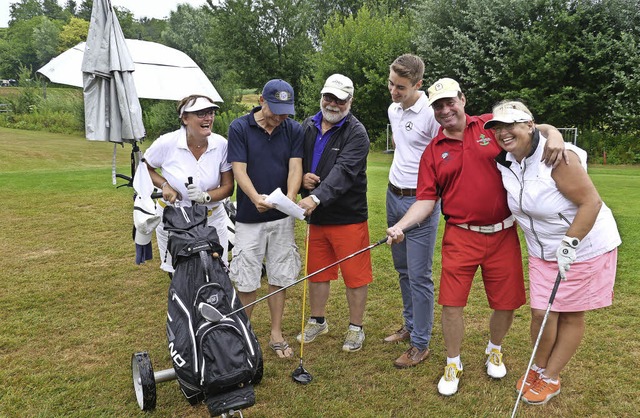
[456,216,515,234]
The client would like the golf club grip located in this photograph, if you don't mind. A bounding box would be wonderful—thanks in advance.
[187,176,194,204]
[375,222,422,245]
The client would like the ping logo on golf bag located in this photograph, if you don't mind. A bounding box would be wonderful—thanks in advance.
[168,342,187,367]
[207,294,219,305]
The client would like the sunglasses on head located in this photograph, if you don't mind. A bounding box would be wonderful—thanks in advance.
[322,93,349,106]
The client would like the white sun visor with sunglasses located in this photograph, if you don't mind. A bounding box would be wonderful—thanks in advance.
[484,108,533,129]
[180,97,220,117]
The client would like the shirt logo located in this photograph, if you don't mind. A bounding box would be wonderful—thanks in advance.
[477,134,491,146]
[441,152,450,160]
[405,121,413,131]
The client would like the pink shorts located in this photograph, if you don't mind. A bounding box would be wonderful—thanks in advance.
[307,222,373,288]
[528,249,617,312]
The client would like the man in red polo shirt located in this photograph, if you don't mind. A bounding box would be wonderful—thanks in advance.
[387,78,566,396]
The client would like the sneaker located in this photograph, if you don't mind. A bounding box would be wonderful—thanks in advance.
[393,346,430,368]
[342,325,365,352]
[485,348,507,379]
[437,363,463,396]
[296,319,328,343]
[522,377,561,405]
[516,368,541,394]
[383,326,410,343]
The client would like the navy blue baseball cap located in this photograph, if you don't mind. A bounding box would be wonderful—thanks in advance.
[262,79,295,115]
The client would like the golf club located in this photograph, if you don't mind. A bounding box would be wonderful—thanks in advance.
[292,223,313,384]
[200,223,422,324]
[511,272,563,418]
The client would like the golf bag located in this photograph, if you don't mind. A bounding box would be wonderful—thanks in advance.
[163,203,263,416]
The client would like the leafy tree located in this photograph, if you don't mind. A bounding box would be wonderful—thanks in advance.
[32,16,60,65]
[77,0,93,21]
[132,17,167,42]
[63,0,78,16]
[206,0,314,92]
[58,17,89,52]
[162,4,218,78]
[8,0,43,26]
[2,16,50,77]
[412,0,640,133]
[42,0,65,21]
[299,6,412,139]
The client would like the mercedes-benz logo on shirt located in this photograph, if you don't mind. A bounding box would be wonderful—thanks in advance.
[405,121,413,131]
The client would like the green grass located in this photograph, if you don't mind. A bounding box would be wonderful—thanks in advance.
[1,127,638,417]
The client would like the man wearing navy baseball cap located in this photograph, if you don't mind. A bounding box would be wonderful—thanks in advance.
[226,79,304,359]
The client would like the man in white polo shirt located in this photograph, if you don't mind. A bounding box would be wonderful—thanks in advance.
[384,54,441,368]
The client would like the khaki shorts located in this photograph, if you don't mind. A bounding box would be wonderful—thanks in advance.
[229,217,301,292]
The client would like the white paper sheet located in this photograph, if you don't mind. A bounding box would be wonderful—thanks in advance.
[265,188,306,220]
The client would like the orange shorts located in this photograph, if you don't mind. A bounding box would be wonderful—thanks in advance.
[307,221,373,288]
[438,223,525,310]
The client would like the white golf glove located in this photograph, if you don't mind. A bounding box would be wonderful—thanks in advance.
[556,236,579,280]
[187,184,211,204]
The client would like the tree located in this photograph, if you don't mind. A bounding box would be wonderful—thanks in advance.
[77,0,93,20]
[206,0,314,91]
[42,0,65,21]
[58,17,89,52]
[299,6,412,139]
[412,0,640,133]
[32,16,60,65]
[63,0,78,16]
[162,4,219,78]
[8,0,43,26]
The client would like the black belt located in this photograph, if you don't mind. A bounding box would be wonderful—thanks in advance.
[388,182,417,197]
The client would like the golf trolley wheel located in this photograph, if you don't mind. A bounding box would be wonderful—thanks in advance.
[131,352,157,411]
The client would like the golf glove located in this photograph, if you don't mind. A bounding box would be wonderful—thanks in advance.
[556,236,579,280]
[187,184,211,203]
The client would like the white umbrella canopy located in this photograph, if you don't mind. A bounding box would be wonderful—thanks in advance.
[81,0,145,144]
[38,40,223,102]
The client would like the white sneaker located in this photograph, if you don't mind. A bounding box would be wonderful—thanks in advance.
[485,348,507,379]
[296,319,329,343]
[342,325,365,352]
[438,363,463,396]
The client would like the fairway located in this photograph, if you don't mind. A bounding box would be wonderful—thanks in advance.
[1,127,638,417]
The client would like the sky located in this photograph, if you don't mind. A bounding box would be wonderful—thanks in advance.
[1,0,210,28]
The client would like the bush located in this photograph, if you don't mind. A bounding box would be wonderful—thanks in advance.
[141,99,179,141]
[578,127,640,165]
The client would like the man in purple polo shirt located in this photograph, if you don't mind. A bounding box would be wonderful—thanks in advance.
[227,79,304,359]
[297,74,372,353]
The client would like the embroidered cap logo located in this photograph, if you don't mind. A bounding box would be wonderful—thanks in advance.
[275,91,291,101]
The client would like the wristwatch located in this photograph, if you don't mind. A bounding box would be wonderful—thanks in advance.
[310,194,320,205]
[562,236,580,248]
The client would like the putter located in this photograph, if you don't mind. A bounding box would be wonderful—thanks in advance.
[292,224,312,384]
[511,272,563,418]
[201,223,422,324]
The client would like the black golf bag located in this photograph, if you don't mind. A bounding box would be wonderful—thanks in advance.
[163,203,263,416]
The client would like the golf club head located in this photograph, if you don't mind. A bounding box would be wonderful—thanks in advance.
[198,302,224,323]
[292,363,312,385]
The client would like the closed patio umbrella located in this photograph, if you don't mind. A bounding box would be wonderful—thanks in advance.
[81,0,145,144]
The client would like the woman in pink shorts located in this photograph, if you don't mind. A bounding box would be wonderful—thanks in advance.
[487,100,621,405]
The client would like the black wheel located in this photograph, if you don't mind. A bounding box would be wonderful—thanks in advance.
[131,352,157,411]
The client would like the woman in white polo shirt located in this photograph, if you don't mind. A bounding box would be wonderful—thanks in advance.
[144,95,234,273]
[487,100,621,405]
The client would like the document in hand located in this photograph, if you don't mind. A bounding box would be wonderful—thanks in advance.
[265,188,306,220]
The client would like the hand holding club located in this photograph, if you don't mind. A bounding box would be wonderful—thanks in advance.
[187,184,211,204]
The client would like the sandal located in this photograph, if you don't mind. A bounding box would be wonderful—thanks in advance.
[269,340,294,358]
